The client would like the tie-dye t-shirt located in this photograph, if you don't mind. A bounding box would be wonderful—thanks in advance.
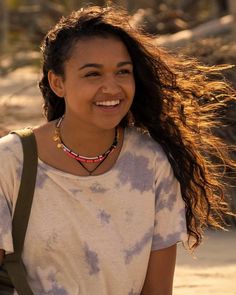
[0,127,187,295]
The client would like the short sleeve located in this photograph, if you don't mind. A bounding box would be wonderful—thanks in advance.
[0,190,14,253]
[151,156,187,251]
[0,134,23,253]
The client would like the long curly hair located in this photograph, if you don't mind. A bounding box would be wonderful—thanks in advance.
[39,5,236,248]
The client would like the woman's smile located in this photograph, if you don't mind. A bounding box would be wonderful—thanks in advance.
[93,99,123,114]
[94,99,120,107]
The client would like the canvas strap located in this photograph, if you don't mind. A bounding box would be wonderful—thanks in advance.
[4,128,38,295]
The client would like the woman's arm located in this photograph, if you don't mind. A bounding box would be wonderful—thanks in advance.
[141,244,177,295]
[0,249,5,265]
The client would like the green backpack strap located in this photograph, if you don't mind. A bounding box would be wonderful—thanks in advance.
[4,128,38,295]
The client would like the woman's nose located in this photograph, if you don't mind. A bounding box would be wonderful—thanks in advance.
[101,78,121,95]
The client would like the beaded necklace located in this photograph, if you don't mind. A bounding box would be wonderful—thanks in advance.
[53,116,119,167]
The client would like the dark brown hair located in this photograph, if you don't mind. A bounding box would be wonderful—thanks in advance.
[39,5,236,248]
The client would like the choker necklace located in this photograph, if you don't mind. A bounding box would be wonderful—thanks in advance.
[53,116,119,166]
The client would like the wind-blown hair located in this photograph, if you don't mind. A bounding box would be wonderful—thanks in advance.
[39,5,236,248]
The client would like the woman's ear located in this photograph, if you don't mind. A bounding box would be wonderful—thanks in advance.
[48,70,65,97]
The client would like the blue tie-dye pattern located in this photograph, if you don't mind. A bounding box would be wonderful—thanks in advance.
[45,230,59,251]
[84,243,100,275]
[152,233,164,249]
[16,166,22,180]
[178,208,187,230]
[0,195,12,240]
[97,209,111,225]
[2,142,22,174]
[90,182,108,193]
[132,130,162,155]
[2,136,22,162]
[0,129,188,293]
[152,208,186,249]
[125,209,134,223]
[36,169,49,189]
[166,231,184,243]
[116,152,153,193]
[152,231,182,249]
[2,145,12,152]
[155,177,178,211]
[179,217,187,232]
[124,227,153,264]
[38,273,69,295]
[41,285,69,295]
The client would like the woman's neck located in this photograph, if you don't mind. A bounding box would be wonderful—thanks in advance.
[57,117,118,157]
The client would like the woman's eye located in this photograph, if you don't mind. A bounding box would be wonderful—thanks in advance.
[117,69,132,75]
[84,72,100,77]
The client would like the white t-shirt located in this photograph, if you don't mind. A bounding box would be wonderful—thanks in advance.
[0,127,187,295]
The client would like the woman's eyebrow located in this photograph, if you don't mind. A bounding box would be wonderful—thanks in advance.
[79,61,133,70]
[79,63,103,70]
[117,61,133,67]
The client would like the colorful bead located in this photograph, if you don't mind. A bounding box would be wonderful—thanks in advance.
[53,116,119,164]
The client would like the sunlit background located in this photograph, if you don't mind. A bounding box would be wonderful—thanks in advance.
[0,1,236,294]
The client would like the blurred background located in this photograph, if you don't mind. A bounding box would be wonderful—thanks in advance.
[0,1,236,293]
[0,0,236,75]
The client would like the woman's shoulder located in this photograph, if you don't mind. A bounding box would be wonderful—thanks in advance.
[0,132,22,155]
[125,127,167,159]
[0,132,24,184]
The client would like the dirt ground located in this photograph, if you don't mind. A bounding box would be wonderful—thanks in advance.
[175,229,236,295]
[0,66,236,295]
[0,66,45,134]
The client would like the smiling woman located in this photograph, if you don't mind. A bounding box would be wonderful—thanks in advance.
[0,4,236,295]
[47,36,135,132]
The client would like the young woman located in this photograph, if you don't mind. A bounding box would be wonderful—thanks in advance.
[0,5,235,295]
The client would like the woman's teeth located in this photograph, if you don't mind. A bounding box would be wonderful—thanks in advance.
[95,100,120,107]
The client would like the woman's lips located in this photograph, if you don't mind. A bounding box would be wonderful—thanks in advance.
[93,99,123,112]
[94,99,121,107]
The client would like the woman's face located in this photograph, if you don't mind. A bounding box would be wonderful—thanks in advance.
[50,35,135,131]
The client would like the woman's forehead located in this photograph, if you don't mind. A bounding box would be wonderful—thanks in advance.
[68,36,132,64]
